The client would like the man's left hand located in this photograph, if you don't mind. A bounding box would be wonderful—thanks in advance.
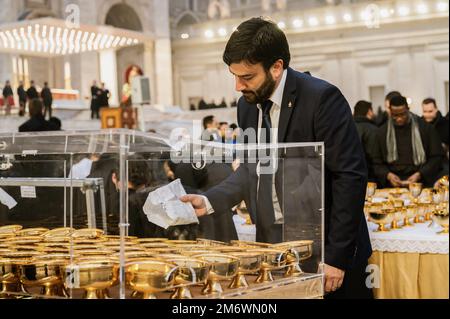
[324,264,346,294]
[407,172,422,183]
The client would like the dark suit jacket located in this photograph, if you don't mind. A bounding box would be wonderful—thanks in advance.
[204,68,371,271]
[18,115,60,132]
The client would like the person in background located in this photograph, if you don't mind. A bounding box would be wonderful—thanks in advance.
[219,122,230,142]
[99,82,111,109]
[422,98,449,153]
[17,81,27,117]
[422,98,449,183]
[2,80,14,116]
[41,82,53,120]
[202,115,221,142]
[353,101,378,184]
[373,95,444,188]
[26,80,39,100]
[19,99,60,132]
[90,80,101,119]
[376,91,402,127]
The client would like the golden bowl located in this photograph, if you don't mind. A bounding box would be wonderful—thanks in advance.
[166,240,198,246]
[126,260,178,299]
[181,249,214,257]
[4,236,43,245]
[227,252,263,289]
[137,238,168,244]
[42,228,75,238]
[63,260,119,299]
[230,240,272,248]
[16,228,49,237]
[71,229,104,240]
[208,246,246,254]
[193,254,240,295]
[369,210,394,232]
[0,225,23,234]
[272,241,314,277]
[165,257,211,299]
[196,239,227,247]
[19,259,68,298]
[0,258,23,296]
[139,243,170,250]
[248,248,287,283]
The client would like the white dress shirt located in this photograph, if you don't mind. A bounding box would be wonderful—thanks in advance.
[203,69,288,221]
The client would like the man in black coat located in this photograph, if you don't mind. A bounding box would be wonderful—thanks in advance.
[2,80,14,115]
[19,99,60,132]
[17,81,27,117]
[26,80,39,100]
[353,101,379,184]
[40,82,53,119]
[373,96,444,188]
[90,81,101,119]
[181,17,372,299]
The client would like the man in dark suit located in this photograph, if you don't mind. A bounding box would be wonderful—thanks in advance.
[17,81,27,117]
[181,17,371,299]
[41,82,53,119]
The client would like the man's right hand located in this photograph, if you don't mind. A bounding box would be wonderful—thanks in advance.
[387,172,402,187]
[180,195,208,217]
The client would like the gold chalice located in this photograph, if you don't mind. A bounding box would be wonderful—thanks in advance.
[227,252,263,289]
[390,200,404,229]
[432,210,449,235]
[193,254,240,295]
[164,258,211,299]
[369,209,394,232]
[409,183,423,204]
[249,248,287,283]
[366,182,377,203]
[126,260,178,299]
[63,260,119,299]
[272,240,314,277]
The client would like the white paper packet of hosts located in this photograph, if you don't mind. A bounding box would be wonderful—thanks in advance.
[143,179,199,229]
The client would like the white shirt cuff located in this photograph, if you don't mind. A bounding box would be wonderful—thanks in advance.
[201,195,215,215]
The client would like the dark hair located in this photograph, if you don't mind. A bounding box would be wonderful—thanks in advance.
[390,95,408,108]
[219,122,228,126]
[29,98,43,117]
[385,91,401,103]
[230,123,238,130]
[354,100,373,117]
[203,115,215,130]
[49,117,62,130]
[422,98,437,108]
[223,17,291,70]
[44,82,48,86]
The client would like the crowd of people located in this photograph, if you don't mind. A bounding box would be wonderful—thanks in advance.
[353,92,449,189]
[1,80,53,118]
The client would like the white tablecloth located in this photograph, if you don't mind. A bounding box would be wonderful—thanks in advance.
[368,221,449,255]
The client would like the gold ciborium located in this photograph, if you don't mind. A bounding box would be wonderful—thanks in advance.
[126,260,178,299]
[272,241,313,277]
[193,254,240,295]
[19,259,68,298]
[249,248,287,284]
[366,182,377,203]
[369,209,394,232]
[63,260,119,299]
[227,252,263,289]
[432,210,449,235]
[164,258,211,299]
[390,200,404,229]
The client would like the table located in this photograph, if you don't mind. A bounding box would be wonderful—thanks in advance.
[368,221,449,299]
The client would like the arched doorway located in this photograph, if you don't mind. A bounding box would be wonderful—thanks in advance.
[104,3,145,106]
[105,4,143,32]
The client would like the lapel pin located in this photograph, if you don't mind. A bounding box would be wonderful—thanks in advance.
[288,101,293,108]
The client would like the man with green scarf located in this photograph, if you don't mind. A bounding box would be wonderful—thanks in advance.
[373,95,444,188]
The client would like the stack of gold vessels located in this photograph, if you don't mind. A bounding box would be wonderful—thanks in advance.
[0,226,314,299]
[365,176,449,234]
